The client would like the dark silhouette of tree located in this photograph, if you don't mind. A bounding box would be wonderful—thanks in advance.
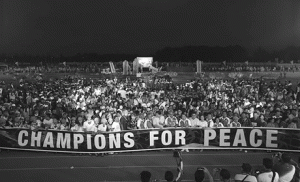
[251,47,270,62]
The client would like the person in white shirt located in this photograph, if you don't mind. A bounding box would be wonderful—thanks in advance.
[213,118,224,128]
[83,115,95,132]
[111,115,121,132]
[199,115,208,128]
[234,163,257,182]
[143,112,154,129]
[206,114,215,128]
[74,116,84,132]
[157,110,165,126]
[165,111,178,127]
[273,153,297,182]
[43,114,53,129]
[190,113,201,127]
[50,119,60,130]
[91,117,100,132]
[219,111,231,127]
[152,111,164,129]
[257,158,279,182]
[230,115,242,127]
[137,113,146,129]
[179,114,191,127]
[98,115,108,132]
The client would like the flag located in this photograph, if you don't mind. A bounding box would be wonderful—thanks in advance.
[291,60,294,64]
[223,61,226,66]
[63,62,66,66]
[15,62,19,66]
[245,61,249,65]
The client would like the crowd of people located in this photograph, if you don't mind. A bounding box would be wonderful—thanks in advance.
[0,67,300,132]
[2,61,300,75]
[1,65,300,182]
[202,64,300,73]
[140,152,299,182]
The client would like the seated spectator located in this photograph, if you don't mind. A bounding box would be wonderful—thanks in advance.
[76,116,84,131]
[152,111,164,129]
[199,114,208,128]
[213,118,224,128]
[234,163,257,182]
[30,120,39,130]
[206,113,214,128]
[230,115,242,127]
[144,112,155,129]
[219,111,231,127]
[259,115,267,127]
[50,119,60,130]
[190,113,200,127]
[287,119,297,129]
[273,153,296,182]
[140,171,152,182]
[36,117,43,128]
[21,118,30,129]
[194,167,213,182]
[119,110,128,131]
[251,112,263,127]
[220,169,231,182]
[111,115,121,132]
[60,118,69,131]
[165,171,174,182]
[137,113,146,129]
[165,111,178,127]
[83,115,95,132]
[70,118,77,132]
[239,112,252,127]
[6,116,14,127]
[266,118,277,128]
[157,110,166,126]
[98,118,108,132]
[257,158,279,182]
[0,114,7,128]
[43,113,53,129]
[213,168,232,182]
[179,114,191,127]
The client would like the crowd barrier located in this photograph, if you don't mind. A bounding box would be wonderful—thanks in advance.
[1,128,300,153]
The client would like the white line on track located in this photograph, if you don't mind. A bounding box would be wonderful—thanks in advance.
[0,152,268,160]
[0,164,261,171]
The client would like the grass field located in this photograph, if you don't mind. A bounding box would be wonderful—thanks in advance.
[1,150,298,182]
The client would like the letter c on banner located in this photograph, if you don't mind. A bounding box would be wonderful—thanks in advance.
[249,129,262,147]
[18,130,28,147]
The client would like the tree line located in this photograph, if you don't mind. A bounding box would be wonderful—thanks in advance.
[1,45,300,65]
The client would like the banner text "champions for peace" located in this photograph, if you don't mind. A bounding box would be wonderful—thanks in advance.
[17,129,278,151]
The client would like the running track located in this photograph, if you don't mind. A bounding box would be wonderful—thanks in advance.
[0,150,298,182]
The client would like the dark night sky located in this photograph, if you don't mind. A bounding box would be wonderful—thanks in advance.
[1,0,300,56]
